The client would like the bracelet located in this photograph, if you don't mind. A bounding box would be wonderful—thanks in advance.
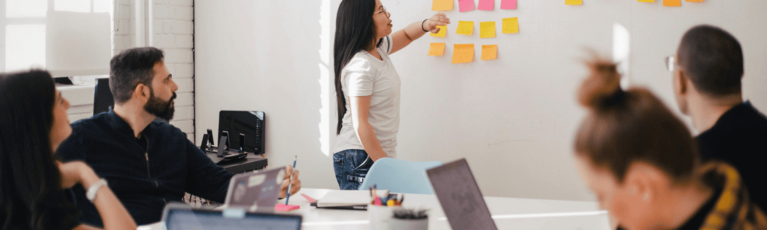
[421,19,429,32]
[86,179,108,202]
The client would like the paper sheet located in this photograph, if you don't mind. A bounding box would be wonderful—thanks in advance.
[565,0,582,5]
[452,44,474,64]
[431,25,447,37]
[481,45,498,60]
[500,0,517,9]
[432,0,453,11]
[480,21,496,38]
[456,21,474,35]
[663,0,681,6]
[478,0,494,11]
[502,17,519,34]
[428,43,446,56]
[459,0,475,12]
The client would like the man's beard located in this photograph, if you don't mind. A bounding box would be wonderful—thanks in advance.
[144,90,176,121]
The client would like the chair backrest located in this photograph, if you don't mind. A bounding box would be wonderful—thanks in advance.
[358,158,442,194]
[93,78,113,115]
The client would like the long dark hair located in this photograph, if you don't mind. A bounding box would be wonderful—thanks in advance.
[0,70,79,230]
[333,0,380,134]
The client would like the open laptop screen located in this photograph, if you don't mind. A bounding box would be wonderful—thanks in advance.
[164,208,301,230]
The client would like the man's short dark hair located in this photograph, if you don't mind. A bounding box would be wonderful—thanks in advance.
[677,25,744,96]
[109,47,164,104]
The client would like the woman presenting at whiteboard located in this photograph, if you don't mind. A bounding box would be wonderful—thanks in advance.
[332,0,450,190]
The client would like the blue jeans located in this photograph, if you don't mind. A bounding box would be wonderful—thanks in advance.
[333,149,374,190]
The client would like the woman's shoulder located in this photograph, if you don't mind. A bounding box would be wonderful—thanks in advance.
[343,52,376,73]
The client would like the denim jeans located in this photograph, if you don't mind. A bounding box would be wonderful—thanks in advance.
[333,149,374,190]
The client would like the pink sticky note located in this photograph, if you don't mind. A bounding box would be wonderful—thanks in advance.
[459,0,475,12]
[501,0,517,9]
[275,204,300,212]
[478,0,493,10]
[301,194,317,203]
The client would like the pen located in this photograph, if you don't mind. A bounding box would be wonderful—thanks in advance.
[285,155,297,205]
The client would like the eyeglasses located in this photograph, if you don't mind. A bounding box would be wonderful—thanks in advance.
[665,55,680,72]
[376,6,391,18]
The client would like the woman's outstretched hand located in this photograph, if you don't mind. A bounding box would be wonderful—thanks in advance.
[425,13,451,34]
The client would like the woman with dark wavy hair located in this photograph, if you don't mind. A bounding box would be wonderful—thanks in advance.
[0,70,136,230]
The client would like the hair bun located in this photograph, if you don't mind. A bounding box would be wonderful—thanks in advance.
[577,59,623,109]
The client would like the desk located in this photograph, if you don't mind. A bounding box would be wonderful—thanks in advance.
[219,154,268,174]
[140,188,610,230]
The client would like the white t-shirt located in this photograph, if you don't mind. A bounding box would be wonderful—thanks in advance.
[333,36,401,158]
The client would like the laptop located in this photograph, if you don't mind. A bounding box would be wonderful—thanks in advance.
[160,203,302,230]
[224,167,286,213]
[426,158,498,230]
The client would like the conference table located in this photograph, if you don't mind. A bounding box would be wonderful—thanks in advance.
[140,188,611,230]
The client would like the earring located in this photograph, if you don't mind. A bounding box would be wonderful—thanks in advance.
[642,192,650,202]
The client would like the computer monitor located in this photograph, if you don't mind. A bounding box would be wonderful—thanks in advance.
[218,111,265,155]
[93,78,114,115]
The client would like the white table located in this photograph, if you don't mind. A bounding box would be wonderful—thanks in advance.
[140,188,611,230]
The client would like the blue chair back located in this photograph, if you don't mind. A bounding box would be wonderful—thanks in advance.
[358,158,442,194]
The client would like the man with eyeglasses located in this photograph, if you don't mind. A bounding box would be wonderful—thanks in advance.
[667,25,767,210]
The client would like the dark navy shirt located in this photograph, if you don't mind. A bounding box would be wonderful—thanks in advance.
[696,101,767,211]
[56,110,233,226]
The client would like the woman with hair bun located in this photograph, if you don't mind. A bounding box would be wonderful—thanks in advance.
[572,57,767,230]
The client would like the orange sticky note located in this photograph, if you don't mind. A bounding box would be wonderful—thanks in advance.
[428,43,446,56]
[433,0,453,11]
[638,0,654,2]
[663,0,680,6]
[481,45,498,60]
[431,25,447,37]
[452,44,474,64]
[502,17,519,34]
[456,21,474,35]
[480,21,496,38]
[565,0,582,5]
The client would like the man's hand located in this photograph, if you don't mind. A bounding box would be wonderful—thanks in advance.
[279,165,301,199]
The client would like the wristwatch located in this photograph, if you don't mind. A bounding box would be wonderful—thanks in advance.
[86,179,108,202]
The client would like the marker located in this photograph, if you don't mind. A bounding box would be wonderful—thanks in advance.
[285,156,297,205]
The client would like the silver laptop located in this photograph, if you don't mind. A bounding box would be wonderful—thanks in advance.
[223,167,286,213]
[160,203,301,230]
[426,158,498,230]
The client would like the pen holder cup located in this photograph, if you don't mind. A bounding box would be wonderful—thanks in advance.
[368,205,400,230]
[389,217,428,230]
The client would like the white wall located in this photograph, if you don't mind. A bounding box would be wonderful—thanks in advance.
[194,0,767,201]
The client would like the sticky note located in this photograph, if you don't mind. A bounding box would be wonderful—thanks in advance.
[480,21,496,38]
[301,194,317,203]
[478,0,493,11]
[275,204,300,212]
[565,0,582,5]
[663,0,680,6]
[501,0,517,9]
[431,25,447,37]
[432,0,453,11]
[459,0,475,12]
[428,43,446,56]
[452,44,474,64]
[638,0,654,2]
[502,17,519,34]
[481,45,498,60]
[456,21,474,35]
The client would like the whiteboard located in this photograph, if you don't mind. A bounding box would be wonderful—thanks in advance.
[194,0,767,201]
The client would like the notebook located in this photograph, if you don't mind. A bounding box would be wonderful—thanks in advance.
[316,190,389,209]
[427,158,497,230]
[223,167,285,213]
[161,203,302,230]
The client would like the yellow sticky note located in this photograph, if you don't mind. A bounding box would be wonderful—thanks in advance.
[565,0,582,5]
[663,0,680,6]
[480,21,496,38]
[502,17,519,34]
[432,0,453,11]
[638,0,654,2]
[430,25,447,37]
[481,45,497,60]
[452,44,474,64]
[456,21,474,35]
[428,43,446,56]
